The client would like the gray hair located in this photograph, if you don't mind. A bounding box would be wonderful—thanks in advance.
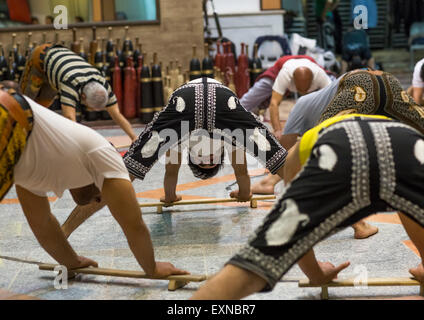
[83,81,109,109]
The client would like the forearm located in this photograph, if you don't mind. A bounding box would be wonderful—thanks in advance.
[232,152,250,196]
[119,116,137,141]
[270,102,282,132]
[31,213,80,268]
[191,264,267,300]
[122,223,157,276]
[102,178,157,275]
[235,173,251,195]
[282,142,302,183]
[61,105,76,122]
[163,174,179,199]
[297,250,324,282]
[163,151,181,200]
[109,106,137,140]
[16,186,80,268]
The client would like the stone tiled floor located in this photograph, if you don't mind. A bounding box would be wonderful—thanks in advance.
[0,70,422,300]
[0,138,421,300]
[0,164,421,300]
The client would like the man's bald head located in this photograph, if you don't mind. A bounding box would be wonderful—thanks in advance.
[293,67,313,95]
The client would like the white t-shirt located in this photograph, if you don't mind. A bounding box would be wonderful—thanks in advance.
[412,58,424,88]
[272,58,331,95]
[14,98,130,198]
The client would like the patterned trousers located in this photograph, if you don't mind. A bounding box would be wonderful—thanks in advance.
[319,70,424,134]
[228,117,424,291]
[124,79,287,180]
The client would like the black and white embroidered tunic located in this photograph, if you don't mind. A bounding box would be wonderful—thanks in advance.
[228,116,424,291]
[124,78,288,180]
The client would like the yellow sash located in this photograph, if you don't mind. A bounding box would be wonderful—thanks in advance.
[299,114,390,166]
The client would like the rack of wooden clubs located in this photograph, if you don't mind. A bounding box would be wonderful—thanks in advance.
[0,26,167,124]
[188,41,264,98]
[0,28,265,123]
[69,26,166,124]
[0,33,31,83]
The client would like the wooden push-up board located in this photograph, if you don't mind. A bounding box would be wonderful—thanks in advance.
[299,277,424,299]
[139,195,276,213]
[39,264,208,291]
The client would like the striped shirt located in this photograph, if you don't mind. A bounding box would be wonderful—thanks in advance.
[44,45,117,109]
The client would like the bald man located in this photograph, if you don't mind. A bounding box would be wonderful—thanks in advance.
[252,69,424,197]
[240,55,331,140]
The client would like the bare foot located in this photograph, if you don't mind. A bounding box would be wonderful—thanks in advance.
[251,174,281,195]
[352,220,379,239]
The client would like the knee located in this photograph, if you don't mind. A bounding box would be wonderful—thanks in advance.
[70,184,101,205]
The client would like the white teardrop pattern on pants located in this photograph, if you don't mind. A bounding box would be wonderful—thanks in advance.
[265,199,310,246]
[141,131,165,158]
[313,144,338,172]
[228,96,237,110]
[249,127,271,152]
[174,96,186,112]
[414,139,424,165]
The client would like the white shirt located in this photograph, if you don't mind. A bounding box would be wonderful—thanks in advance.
[14,98,130,197]
[412,58,424,88]
[272,58,331,95]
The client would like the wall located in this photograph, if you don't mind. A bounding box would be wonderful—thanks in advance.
[115,0,157,21]
[0,0,204,73]
[205,0,285,59]
[207,11,285,61]
[206,0,260,14]
[27,0,51,23]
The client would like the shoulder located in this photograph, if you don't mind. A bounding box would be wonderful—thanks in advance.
[275,67,291,81]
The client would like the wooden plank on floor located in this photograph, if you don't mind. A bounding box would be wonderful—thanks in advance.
[299,278,424,300]
[299,277,421,288]
[39,264,207,282]
[139,195,276,213]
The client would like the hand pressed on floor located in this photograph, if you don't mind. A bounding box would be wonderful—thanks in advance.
[72,256,99,269]
[409,263,424,283]
[230,190,252,202]
[152,262,190,278]
[160,194,182,206]
[308,261,351,286]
